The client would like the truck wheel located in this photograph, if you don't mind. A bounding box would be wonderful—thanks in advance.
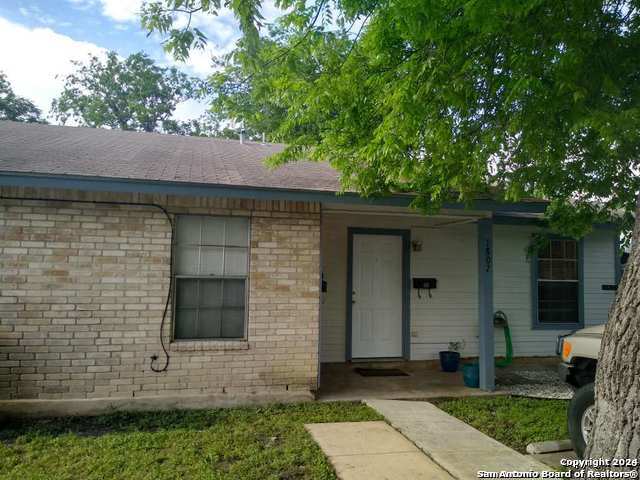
[568,382,595,458]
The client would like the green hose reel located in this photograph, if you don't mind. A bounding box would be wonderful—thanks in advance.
[494,310,513,368]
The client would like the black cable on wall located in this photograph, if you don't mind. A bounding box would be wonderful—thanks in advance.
[0,194,174,373]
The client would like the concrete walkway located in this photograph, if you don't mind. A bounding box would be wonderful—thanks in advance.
[365,399,548,479]
[305,421,454,480]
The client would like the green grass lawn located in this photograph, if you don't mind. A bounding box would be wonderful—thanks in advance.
[432,396,569,453]
[0,402,382,480]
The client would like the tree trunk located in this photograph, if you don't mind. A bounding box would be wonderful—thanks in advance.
[585,198,640,467]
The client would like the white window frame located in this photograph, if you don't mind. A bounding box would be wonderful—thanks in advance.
[172,214,250,341]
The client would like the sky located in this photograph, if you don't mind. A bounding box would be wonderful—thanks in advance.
[0,0,282,123]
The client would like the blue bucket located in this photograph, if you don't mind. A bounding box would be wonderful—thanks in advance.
[462,362,480,388]
[439,351,460,372]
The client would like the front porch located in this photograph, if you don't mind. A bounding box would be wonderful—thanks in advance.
[319,204,498,391]
[317,358,569,401]
[317,361,496,401]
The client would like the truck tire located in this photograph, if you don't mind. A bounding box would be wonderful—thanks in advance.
[568,382,595,458]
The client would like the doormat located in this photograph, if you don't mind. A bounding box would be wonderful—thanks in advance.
[355,368,409,377]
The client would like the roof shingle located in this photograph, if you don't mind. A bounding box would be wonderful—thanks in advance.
[0,121,341,192]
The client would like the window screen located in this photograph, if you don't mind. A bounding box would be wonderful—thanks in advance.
[537,239,579,325]
[174,215,249,339]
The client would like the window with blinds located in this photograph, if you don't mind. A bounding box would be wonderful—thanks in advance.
[536,239,580,326]
[173,215,249,340]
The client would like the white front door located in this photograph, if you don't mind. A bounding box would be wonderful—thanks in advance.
[351,234,403,358]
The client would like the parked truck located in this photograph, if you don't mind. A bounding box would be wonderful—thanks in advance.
[557,325,603,458]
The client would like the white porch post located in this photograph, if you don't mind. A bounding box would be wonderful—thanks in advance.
[477,217,495,391]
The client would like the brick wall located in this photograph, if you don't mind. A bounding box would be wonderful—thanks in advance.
[0,187,321,402]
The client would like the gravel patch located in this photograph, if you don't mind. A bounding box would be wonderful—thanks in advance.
[496,367,575,400]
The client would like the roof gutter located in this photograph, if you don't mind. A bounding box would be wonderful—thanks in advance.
[0,171,550,214]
